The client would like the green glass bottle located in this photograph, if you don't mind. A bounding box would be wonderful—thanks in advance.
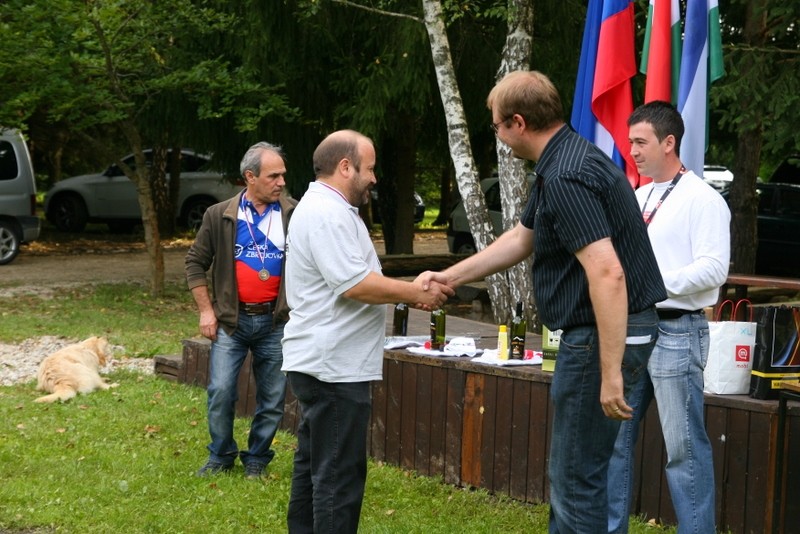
[510,301,527,360]
[430,308,446,350]
[393,303,409,336]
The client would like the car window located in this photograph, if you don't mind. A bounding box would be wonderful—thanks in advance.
[0,141,19,181]
[484,183,502,211]
[757,187,774,214]
[771,156,800,184]
[776,187,800,218]
[181,153,209,172]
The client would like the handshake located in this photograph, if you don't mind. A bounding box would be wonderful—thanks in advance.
[409,270,456,311]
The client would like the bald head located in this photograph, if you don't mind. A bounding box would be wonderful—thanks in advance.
[313,130,374,178]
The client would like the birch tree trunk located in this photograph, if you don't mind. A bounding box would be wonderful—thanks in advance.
[421,0,510,322]
[494,0,537,328]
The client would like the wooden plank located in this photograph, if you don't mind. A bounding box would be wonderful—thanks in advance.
[526,382,550,503]
[444,367,464,486]
[414,364,433,476]
[183,340,200,385]
[384,358,403,466]
[478,375,498,491]
[724,409,749,532]
[637,402,667,522]
[282,380,300,434]
[783,414,800,534]
[234,352,253,417]
[705,404,728,528]
[509,379,532,501]
[745,412,770,534]
[400,362,418,470]
[428,366,448,478]
[490,376,513,496]
[461,373,484,487]
[369,360,389,462]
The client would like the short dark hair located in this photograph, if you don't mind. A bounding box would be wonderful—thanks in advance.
[628,101,685,156]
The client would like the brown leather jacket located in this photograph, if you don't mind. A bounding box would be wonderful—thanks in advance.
[185,191,297,334]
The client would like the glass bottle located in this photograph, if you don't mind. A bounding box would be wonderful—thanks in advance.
[430,308,446,350]
[510,301,527,360]
[393,303,409,336]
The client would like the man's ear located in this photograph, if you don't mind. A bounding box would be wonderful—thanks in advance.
[337,157,352,178]
[664,134,677,154]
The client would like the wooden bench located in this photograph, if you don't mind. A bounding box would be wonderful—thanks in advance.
[722,273,800,302]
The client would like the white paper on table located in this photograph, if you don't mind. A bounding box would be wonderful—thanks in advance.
[384,336,430,350]
[406,344,484,358]
[471,348,543,366]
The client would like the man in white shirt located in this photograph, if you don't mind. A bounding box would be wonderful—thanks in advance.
[607,101,730,533]
[281,129,452,534]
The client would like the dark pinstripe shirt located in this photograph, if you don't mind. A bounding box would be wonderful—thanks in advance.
[521,125,666,330]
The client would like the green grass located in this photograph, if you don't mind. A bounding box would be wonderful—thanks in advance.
[0,283,677,533]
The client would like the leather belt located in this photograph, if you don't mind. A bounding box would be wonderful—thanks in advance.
[239,300,276,315]
[657,308,702,320]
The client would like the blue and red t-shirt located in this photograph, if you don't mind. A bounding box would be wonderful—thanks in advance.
[235,198,284,303]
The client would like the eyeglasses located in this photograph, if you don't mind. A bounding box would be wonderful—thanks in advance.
[490,116,510,134]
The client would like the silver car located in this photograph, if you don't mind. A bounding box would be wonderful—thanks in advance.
[44,149,243,232]
[0,128,39,265]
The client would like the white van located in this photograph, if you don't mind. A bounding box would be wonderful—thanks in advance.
[0,129,40,265]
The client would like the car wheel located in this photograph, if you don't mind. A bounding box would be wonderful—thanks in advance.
[181,197,215,230]
[0,221,21,265]
[49,194,88,232]
[452,234,477,255]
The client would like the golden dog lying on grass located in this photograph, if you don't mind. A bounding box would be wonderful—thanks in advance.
[35,336,118,403]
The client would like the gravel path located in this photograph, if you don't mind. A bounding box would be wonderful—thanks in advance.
[0,336,153,387]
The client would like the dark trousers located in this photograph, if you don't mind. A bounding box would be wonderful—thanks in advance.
[286,372,371,534]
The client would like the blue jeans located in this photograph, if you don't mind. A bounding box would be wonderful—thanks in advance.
[548,308,658,534]
[206,314,286,468]
[286,372,371,534]
[608,312,715,534]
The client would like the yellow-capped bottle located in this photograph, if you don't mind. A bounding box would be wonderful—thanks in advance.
[497,324,509,360]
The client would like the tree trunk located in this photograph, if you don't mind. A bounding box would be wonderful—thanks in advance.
[380,110,417,254]
[422,0,510,323]
[494,0,536,327]
[150,145,173,236]
[729,0,767,275]
[119,123,165,296]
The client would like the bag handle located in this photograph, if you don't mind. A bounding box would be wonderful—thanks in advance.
[716,299,734,321]
[733,298,753,322]
[715,299,753,322]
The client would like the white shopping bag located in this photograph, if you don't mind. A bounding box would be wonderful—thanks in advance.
[703,299,756,395]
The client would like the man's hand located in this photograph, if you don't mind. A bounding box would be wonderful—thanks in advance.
[600,368,633,420]
[415,270,454,292]
[413,279,454,311]
[199,310,218,341]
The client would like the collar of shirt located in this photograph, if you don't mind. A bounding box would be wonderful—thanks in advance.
[308,181,359,214]
[534,124,572,178]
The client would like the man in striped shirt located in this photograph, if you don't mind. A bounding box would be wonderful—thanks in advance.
[421,70,666,533]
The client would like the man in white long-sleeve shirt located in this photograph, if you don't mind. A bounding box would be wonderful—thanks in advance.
[607,101,730,534]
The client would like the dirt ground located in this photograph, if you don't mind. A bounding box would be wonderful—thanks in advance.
[1,230,451,290]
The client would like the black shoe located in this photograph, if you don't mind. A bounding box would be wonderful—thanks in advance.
[196,460,233,477]
[244,463,268,480]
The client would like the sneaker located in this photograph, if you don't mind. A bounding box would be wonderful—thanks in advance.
[244,463,268,480]
[196,460,233,477]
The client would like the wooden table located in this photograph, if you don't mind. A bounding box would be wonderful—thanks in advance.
[773,381,800,534]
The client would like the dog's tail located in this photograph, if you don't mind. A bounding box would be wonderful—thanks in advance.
[34,387,77,403]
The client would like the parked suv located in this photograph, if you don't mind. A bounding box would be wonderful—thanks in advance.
[447,175,535,254]
[44,149,243,232]
[0,129,40,265]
